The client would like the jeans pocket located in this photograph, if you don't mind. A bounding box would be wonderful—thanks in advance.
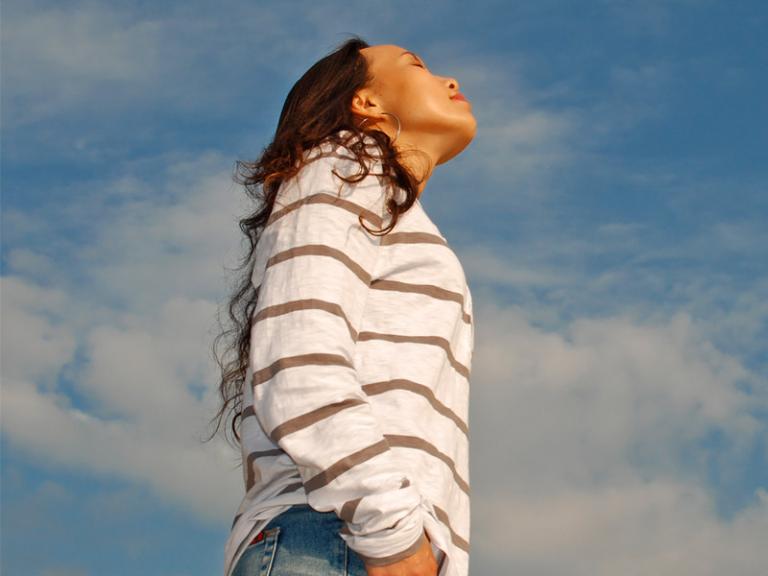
[233,527,281,576]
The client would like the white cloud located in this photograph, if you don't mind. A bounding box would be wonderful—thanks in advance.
[466,297,766,573]
[0,153,251,523]
[0,276,77,386]
[471,300,762,487]
[473,481,768,576]
[2,350,241,524]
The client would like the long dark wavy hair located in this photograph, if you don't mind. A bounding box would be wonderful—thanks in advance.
[203,35,427,449]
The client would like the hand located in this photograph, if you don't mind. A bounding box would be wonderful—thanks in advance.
[364,530,438,576]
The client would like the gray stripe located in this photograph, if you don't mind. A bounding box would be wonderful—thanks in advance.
[261,242,470,326]
[433,504,470,553]
[379,231,447,246]
[231,512,242,529]
[247,448,284,459]
[304,438,390,493]
[267,244,373,286]
[245,452,261,491]
[253,298,357,341]
[266,192,383,228]
[357,332,470,379]
[269,398,367,443]
[252,352,352,386]
[370,279,471,324]
[339,497,363,523]
[361,379,468,436]
[245,448,287,490]
[338,476,411,524]
[276,481,305,496]
[385,434,470,495]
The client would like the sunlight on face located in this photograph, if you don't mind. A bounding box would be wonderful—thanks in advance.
[355,44,477,166]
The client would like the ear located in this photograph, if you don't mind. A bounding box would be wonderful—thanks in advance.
[350,89,380,121]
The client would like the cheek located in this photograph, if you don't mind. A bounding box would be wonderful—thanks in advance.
[408,94,463,128]
[392,81,451,124]
[387,79,426,112]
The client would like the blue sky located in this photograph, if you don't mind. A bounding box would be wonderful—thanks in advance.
[1,1,766,574]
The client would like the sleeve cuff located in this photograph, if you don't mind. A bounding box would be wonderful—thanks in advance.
[354,530,427,567]
[338,488,427,566]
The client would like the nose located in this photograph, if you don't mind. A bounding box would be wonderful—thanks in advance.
[446,76,459,91]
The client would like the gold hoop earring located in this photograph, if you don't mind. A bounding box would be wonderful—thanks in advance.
[357,112,401,143]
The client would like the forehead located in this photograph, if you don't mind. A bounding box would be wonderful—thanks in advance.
[360,44,412,70]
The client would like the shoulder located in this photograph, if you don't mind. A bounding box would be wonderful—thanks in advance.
[303,129,385,173]
[278,130,391,218]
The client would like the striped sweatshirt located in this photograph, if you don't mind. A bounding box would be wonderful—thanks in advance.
[222,129,473,576]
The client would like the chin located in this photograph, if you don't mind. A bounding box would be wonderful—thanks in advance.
[430,115,477,164]
[465,116,478,140]
[438,131,475,165]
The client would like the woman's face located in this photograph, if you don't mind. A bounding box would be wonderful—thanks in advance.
[354,44,477,166]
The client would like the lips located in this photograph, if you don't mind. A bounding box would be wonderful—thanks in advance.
[451,93,468,102]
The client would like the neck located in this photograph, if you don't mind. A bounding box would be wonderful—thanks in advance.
[393,135,436,199]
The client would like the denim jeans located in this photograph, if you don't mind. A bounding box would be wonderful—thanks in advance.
[231,504,371,576]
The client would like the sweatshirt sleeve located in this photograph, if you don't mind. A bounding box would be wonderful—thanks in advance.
[248,153,427,565]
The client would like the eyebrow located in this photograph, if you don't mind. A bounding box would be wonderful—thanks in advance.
[400,50,423,64]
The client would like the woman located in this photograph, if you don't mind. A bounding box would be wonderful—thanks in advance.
[210,35,477,576]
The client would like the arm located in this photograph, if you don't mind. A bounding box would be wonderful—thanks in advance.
[249,154,427,565]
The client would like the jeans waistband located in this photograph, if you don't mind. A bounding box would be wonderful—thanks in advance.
[248,504,330,545]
